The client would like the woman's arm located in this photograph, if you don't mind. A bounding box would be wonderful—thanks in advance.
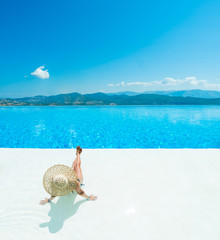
[39,195,56,205]
[75,185,97,201]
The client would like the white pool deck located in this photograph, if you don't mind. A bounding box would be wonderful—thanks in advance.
[0,148,220,240]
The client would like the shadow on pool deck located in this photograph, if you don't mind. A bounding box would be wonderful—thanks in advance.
[39,192,87,233]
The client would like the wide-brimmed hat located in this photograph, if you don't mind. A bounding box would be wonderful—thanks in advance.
[43,164,78,196]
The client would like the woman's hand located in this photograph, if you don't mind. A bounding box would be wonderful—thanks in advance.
[88,194,97,201]
[39,198,49,205]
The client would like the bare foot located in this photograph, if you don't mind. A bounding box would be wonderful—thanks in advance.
[76,146,82,155]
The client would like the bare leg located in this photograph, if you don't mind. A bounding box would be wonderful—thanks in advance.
[72,147,83,182]
[74,164,83,183]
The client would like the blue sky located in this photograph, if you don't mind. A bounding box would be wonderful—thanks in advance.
[0,0,220,97]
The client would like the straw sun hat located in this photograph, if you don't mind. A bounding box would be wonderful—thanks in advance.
[43,164,78,196]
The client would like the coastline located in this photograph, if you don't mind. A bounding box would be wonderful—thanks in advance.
[0,148,220,240]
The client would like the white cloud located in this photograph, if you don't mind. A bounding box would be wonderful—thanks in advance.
[108,77,220,90]
[162,77,208,86]
[127,81,152,86]
[31,66,49,79]
[108,81,125,87]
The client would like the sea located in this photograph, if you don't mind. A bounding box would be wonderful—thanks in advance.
[0,105,219,148]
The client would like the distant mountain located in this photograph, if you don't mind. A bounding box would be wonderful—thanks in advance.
[1,92,220,106]
[107,89,220,98]
[145,90,220,98]
[16,92,84,105]
[107,91,139,96]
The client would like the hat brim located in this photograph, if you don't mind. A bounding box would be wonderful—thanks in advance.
[43,164,77,196]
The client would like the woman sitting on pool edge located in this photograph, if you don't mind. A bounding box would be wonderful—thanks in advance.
[40,146,97,205]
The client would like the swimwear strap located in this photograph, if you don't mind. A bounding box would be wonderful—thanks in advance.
[77,178,85,186]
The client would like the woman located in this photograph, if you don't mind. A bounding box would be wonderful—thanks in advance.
[40,146,97,205]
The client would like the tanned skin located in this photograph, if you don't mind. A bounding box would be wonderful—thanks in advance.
[40,146,97,205]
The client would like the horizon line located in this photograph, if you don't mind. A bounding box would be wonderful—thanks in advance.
[1,88,220,99]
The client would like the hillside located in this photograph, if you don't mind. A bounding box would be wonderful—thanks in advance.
[107,89,220,98]
[1,92,220,106]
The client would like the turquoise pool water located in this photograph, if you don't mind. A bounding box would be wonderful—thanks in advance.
[0,106,219,148]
